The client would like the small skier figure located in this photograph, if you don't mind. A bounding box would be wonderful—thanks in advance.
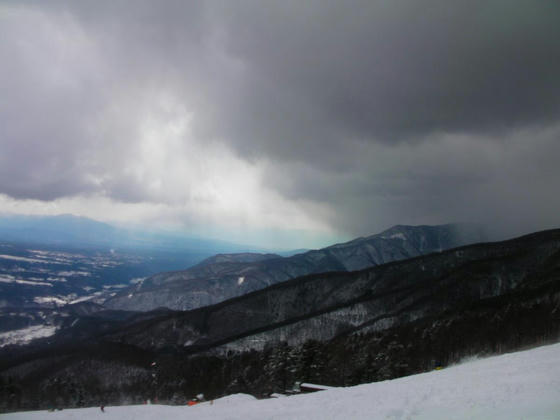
[100,405,105,412]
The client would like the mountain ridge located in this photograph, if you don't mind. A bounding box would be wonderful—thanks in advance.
[0,214,257,253]
[100,228,560,353]
[1,227,559,410]
[104,223,486,312]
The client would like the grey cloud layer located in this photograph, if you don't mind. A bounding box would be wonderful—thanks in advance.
[1,0,559,238]
[211,0,560,155]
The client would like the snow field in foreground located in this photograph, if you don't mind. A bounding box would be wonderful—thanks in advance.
[4,342,560,420]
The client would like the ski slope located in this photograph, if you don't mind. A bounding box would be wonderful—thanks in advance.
[5,342,560,419]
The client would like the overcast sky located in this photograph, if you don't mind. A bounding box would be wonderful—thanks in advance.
[1,0,559,248]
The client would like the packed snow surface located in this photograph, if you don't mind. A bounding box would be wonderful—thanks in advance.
[5,343,560,419]
[33,296,68,305]
[0,254,49,264]
[385,232,407,240]
[0,277,53,287]
[0,325,57,347]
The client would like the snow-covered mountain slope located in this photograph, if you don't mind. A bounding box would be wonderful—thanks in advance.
[2,228,557,411]
[105,228,560,353]
[105,223,485,312]
[5,342,560,420]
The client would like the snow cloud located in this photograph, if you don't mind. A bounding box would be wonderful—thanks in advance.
[1,1,559,246]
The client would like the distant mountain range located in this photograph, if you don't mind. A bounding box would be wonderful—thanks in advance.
[1,227,558,411]
[0,214,255,254]
[104,223,486,311]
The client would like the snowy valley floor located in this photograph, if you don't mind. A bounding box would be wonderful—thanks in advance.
[4,342,560,420]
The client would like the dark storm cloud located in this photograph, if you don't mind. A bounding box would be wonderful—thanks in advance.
[207,0,560,159]
[206,0,560,237]
[1,0,560,240]
[261,124,560,238]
